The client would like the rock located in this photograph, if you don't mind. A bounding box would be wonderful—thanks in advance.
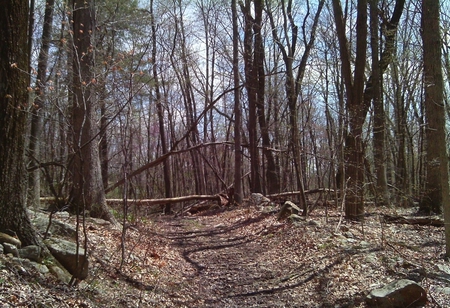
[30,261,49,274]
[18,245,42,262]
[259,204,278,214]
[3,242,19,257]
[278,201,301,220]
[53,211,70,219]
[250,193,270,206]
[288,214,304,221]
[434,263,450,274]
[357,241,371,249]
[365,253,378,265]
[30,211,77,239]
[307,219,320,227]
[432,263,450,283]
[366,279,427,307]
[0,232,21,248]
[44,238,89,280]
[435,287,450,295]
[48,264,71,283]
[11,257,49,275]
[343,231,354,238]
[86,217,111,226]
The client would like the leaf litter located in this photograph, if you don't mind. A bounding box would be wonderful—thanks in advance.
[0,204,449,307]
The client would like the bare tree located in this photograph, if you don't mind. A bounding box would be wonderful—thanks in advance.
[266,0,325,213]
[332,0,368,220]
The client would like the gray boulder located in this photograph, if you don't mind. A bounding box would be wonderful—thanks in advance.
[366,279,427,307]
[18,245,42,262]
[29,211,77,239]
[250,193,270,206]
[278,201,301,220]
[44,238,89,280]
[3,242,19,257]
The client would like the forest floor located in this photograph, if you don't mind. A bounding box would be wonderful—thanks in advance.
[1,202,450,307]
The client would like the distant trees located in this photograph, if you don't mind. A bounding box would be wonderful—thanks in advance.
[6,0,445,232]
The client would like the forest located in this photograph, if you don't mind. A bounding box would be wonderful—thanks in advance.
[1,0,450,307]
[20,0,450,219]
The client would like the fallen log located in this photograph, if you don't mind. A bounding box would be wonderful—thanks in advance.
[267,188,335,199]
[106,194,222,207]
[382,214,444,227]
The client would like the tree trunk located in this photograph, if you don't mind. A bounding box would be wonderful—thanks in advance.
[70,0,117,224]
[241,0,262,193]
[232,0,243,205]
[27,0,55,210]
[266,0,325,213]
[252,0,280,195]
[421,0,450,257]
[151,0,172,214]
[419,0,448,216]
[370,0,389,206]
[332,0,367,220]
[0,0,40,246]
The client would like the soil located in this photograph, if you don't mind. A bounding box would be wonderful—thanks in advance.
[1,203,450,307]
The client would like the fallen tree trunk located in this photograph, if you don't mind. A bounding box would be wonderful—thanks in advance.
[382,214,444,227]
[106,194,222,207]
[267,188,335,199]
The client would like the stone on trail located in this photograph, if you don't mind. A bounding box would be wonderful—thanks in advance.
[366,279,427,307]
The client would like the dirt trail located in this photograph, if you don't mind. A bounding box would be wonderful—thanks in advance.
[156,210,322,308]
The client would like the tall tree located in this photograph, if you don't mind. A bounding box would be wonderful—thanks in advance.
[240,0,262,193]
[232,0,243,204]
[370,0,389,206]
[266,0,325,212]
[419,0,449,219]
[332,0,368,220]
[0,0,40,246]
[151,0,172,213]
[27,0,56,209]
[69,0,117,224]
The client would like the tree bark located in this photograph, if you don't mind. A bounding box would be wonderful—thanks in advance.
[0,0,40,246]
[70,0,117,224]
[419,0,448,218]
[232,0,243,205]
[241,0,262,193]
[370,0,389,206]
[266,0,325,213]
[332,0,367,220]
[27,0,55,209]
[151,0,172,213]
[253,0,280,195]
